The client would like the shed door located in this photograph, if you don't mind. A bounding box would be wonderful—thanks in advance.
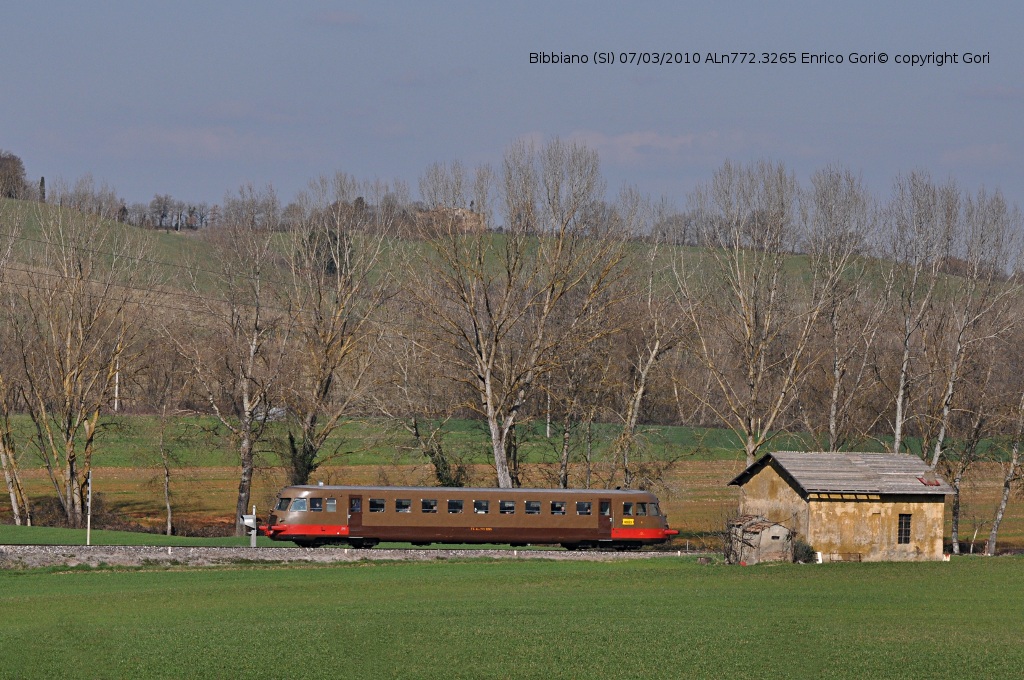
[348,495,363,533]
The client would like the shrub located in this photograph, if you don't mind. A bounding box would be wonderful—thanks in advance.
[793,539,816,563]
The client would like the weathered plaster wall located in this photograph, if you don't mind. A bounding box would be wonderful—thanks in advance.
[807,495,945,561]
[737,464,808,537]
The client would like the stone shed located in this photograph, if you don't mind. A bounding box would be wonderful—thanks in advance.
[729,452,952,562]
[726,515,793,565]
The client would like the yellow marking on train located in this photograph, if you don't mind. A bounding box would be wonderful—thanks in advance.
[622,518,635,526]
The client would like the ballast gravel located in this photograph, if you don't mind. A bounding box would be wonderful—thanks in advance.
[0,544,693,569]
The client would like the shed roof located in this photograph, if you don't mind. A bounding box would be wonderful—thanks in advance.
[728,451,953,496]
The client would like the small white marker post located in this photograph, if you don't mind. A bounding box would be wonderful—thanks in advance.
[86,471,93,546]
[241,508,259,548]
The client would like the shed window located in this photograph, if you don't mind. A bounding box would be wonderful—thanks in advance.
[310,497,323,512]
[448,499,464,514]
[474,500,490,514]
[599,501,611,516]
[290,498,308,512]
[276,498,291,511]
[525,501,541,515]
[576,501,592,516]
[897,514,912,544]
[422,499,438,513]
[395,499,412,513]
[326,498,337,513]
[622,502,634,517]
[550,501,566,516]
[499,500,516,515]
[369,498,386,513]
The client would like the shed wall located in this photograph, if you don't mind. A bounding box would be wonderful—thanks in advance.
[807,495,945,561]
[737,463,808,537]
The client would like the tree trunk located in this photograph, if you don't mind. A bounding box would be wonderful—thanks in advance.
[234,433,255,536]
[893,340,912,455]
[950,467,965,555]
[986,439,1021,556]
[584,417,593,490]
[163,461,173,537]
[559,412,572,489]
[0,437,26,526]
[489,417,514,488]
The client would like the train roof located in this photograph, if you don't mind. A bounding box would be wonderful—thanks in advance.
[280,485,658,497]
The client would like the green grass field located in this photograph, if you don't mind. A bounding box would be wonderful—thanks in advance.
[0,557,1021,679]
[6,412,900,471]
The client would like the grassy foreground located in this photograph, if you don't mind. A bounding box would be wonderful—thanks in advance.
[0,557,1022,679]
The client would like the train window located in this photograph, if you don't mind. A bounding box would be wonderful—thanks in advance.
[276,498,291,511]
[550,501,566,516]
[474,500,490,514]
[499,500,515,514]
[349,497,362,513]
[576,501,592,516]
[649,503,661,516]
[599,501,611,516]
[448,499,464,514]
[525,501,541,515]
[326,498,337,513]
[290,498,308,512]
[310,498,324,512]
[422,499,438,513]
[622,502,634,516]
[369,498,386,513]
[395,499,412,513]
[636,502,647,516]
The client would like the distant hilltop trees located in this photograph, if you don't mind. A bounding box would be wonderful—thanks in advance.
[0,150,28,200]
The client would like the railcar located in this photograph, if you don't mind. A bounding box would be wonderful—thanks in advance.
[262,485,679,550]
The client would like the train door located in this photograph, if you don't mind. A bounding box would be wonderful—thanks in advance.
[349,495,363,533]
[599,498,612,537]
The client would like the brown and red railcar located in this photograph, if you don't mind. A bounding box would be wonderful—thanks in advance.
[262,485,679,550]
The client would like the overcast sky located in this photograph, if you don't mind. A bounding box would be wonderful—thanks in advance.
[2,1,1021,210]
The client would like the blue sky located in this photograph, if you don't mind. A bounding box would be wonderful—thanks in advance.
[2,1,1021,209]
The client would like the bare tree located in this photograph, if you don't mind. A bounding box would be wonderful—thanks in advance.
[0,201,31,524]
[986,377,1024,555]
[411,139,630,487]
[373,329,470,487]
[172,184,288,535]
[924,188,1020,469]
[610,194,686,487]
[278,173,396,485]
[878,172,955,454]
[149,194,173,229]
[800,166,883,451]
[10,196,151,526]
[678,160,847,465]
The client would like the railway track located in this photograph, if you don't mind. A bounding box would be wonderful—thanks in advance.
[0,544,702,569]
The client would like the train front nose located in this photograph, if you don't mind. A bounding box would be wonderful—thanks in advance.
[261,511,284,539]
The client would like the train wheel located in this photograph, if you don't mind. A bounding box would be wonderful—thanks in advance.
[561,543,580,551]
